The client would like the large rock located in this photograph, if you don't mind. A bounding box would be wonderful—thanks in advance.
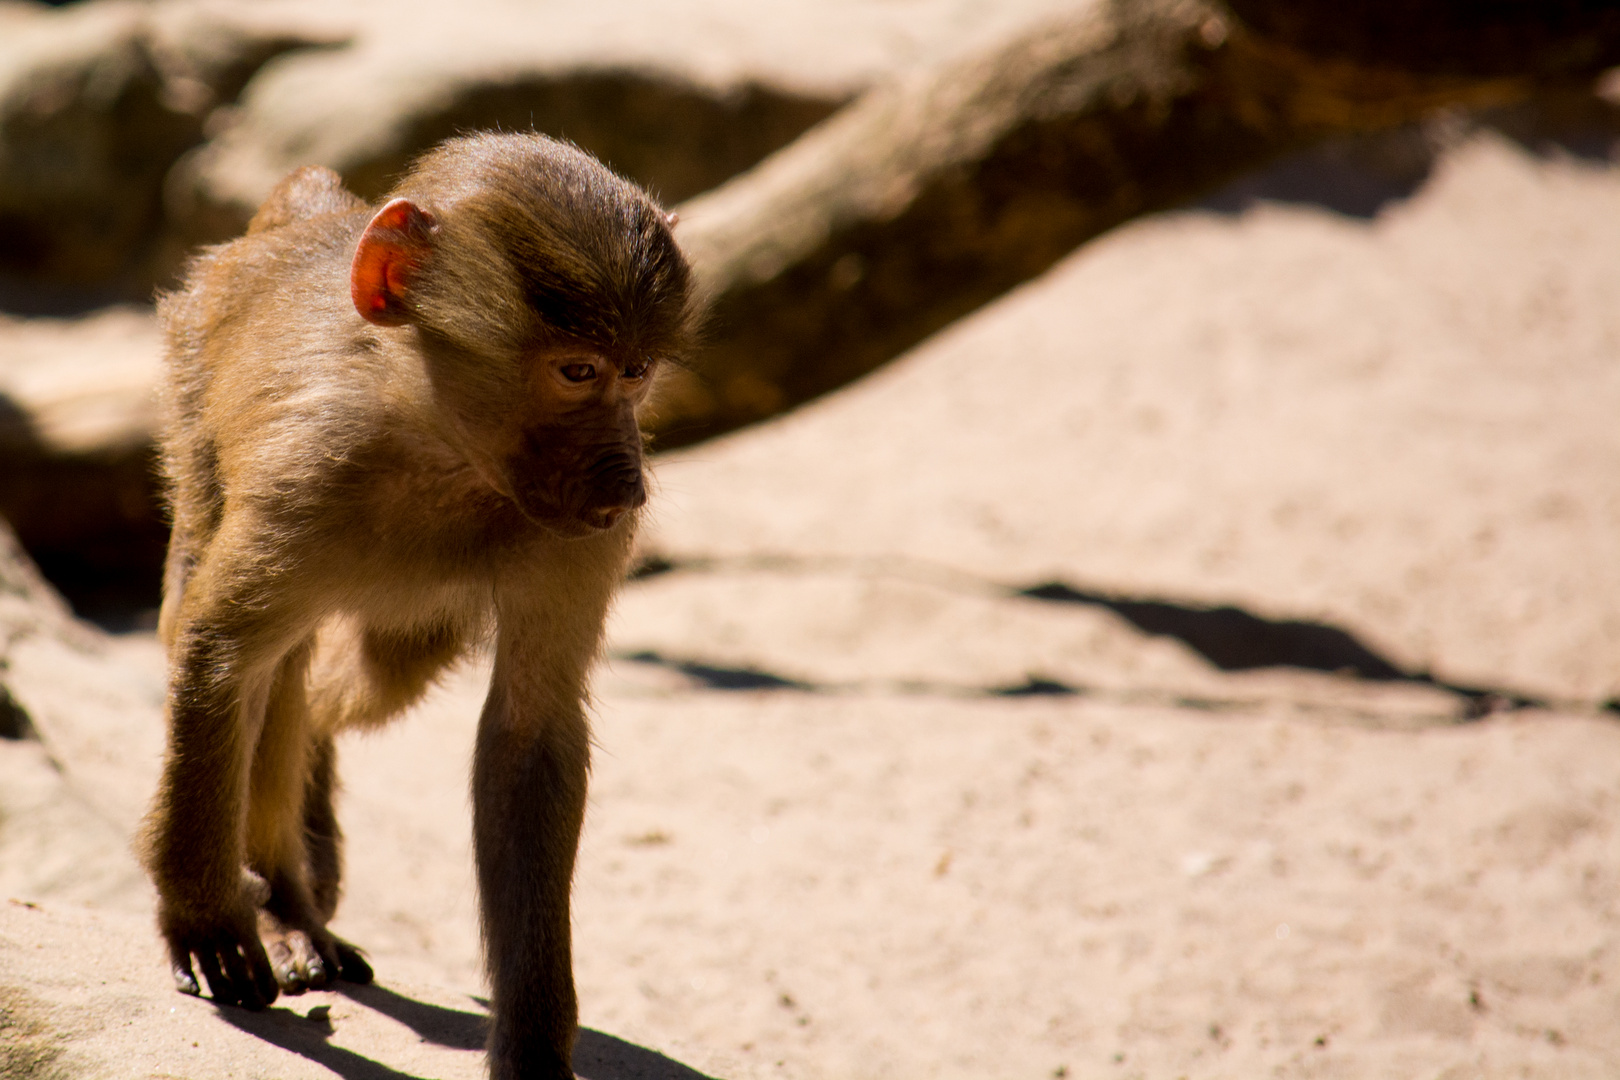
[157,0,1088,268]
[0,518,160,908]
[0,307,166,622]
[0,0,338,303]
[0,0,1083,303]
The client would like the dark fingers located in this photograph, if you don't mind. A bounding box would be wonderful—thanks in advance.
[212,937,276,1011]
[168,944,201,997]
[195,945,236,1006]
[246,938,280,1009]
[334,939,374,984]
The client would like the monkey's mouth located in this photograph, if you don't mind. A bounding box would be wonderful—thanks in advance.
[507,478,646,537]
[507,497,631,538]
[533,515,607,539]
[530,506,632,538]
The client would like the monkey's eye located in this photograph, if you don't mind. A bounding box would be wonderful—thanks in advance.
[559,363,596,383]
[622,358,652,380]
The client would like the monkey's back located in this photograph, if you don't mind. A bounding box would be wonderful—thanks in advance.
[155,188,421,629]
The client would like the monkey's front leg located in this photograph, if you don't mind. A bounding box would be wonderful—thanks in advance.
[473,630,593,1080]
[144,631,282,1011]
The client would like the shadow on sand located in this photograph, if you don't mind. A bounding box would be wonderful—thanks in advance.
[1015,581,1542,717]
[215,982,717,1080]
[620,552,1546,718]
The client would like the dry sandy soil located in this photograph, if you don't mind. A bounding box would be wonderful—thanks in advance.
[2,130,1619,1079]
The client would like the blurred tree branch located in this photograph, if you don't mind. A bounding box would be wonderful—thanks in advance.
[656,0,1620,446]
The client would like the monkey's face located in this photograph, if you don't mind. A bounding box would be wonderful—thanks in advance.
[347,160,692,539]
[413,328,672,540]
[484,349,655,538]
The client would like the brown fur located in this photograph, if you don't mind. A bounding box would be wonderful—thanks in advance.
[140,133,695,1080]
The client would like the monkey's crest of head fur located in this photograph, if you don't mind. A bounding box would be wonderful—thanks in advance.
[391,133,697,365]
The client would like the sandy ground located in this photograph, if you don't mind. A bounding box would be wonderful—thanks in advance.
[3,129,1619,1079]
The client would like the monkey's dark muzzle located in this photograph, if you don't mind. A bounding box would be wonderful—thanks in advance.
[578,451,646,529]
[510,422,646,535]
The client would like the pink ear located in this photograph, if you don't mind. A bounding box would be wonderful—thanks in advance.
[351,198,437,326]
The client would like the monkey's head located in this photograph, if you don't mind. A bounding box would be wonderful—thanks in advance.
[349,133,696,538]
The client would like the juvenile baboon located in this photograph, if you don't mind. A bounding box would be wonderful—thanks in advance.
[141,133,696,1079]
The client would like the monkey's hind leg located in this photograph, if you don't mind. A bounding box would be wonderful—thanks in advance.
[294,617,468,982]
[246,642,347,993]
[300,731,372,983]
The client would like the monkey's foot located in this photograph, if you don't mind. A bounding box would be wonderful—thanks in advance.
[258,910,341,994]
[161,908,280,1011]
[258,909,375,992]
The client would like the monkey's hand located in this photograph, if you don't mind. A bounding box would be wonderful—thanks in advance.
[157,873,280,1011]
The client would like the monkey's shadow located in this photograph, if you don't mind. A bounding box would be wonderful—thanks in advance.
[215,981,715,1079]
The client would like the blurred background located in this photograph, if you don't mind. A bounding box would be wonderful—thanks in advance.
[2,2,1620,1077]
[2,0,1618,637]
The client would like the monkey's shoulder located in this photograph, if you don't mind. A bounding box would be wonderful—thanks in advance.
[194,194,367,300]
[162,225,364,375]
[248,166,367,235]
